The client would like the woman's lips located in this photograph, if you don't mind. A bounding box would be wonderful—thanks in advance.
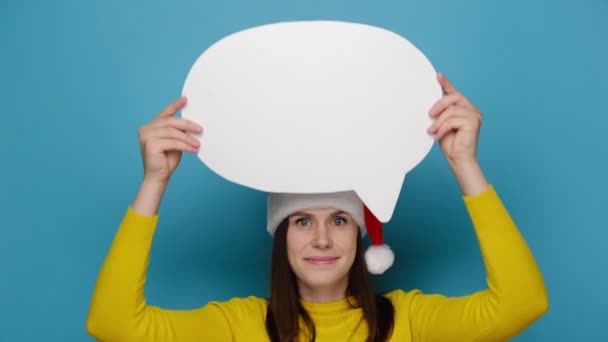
[304,256,339,265]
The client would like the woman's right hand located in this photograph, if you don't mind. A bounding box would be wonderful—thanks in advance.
[138,96,203,184]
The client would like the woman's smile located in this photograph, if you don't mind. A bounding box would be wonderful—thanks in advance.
[304,256,340,265]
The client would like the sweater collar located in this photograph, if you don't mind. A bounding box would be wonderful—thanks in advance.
[300,296,359,313]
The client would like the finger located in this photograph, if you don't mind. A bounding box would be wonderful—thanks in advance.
[151,116,203,133]
[437,73,458,95]
[433,116,469,140]
[429,93,465,117]
[152,138,199,153]
[428,105,460,134]
[147,126,201,148]
[157,96,188,118]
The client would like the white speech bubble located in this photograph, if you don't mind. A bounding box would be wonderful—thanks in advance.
[181,20,441,222]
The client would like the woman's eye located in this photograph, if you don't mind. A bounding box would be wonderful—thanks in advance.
[296,218,310,227]
[332,217,347,226]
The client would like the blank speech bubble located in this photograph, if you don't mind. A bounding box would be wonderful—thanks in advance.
[181,20,441,222]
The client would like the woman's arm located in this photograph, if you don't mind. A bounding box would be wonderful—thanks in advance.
[86,195,233,341]
[408,75,549,341]
[409,181,548,341]
[85,98,233,341]
[410,74,548,341]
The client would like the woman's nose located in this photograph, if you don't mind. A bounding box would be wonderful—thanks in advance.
[312,226,332,248]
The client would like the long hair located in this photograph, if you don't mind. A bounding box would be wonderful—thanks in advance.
[265,218,395,342]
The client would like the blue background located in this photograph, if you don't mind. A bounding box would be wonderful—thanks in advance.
[1,0,606,341]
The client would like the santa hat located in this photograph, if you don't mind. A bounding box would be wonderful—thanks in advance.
[267,191,394,274]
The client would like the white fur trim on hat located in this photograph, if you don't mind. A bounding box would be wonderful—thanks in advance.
[267,191,367,236]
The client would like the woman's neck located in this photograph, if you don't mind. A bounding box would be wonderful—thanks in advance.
[297,280,348,302]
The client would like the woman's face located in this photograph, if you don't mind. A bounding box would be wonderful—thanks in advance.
[286,207,359,295]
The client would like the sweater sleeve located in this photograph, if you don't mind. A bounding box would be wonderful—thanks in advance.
[409,185,549,342]
[86,206,233,342]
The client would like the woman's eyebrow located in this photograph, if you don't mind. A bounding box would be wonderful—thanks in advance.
[290,210,347,217]
[290,211,311,218]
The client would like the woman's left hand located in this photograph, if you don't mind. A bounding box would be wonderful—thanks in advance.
[427,73,489,196]
[427,73,482,168]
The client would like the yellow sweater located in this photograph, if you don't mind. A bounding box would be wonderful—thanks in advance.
[86,185,548,341]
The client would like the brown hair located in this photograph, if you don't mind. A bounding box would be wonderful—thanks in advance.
[265,218,395,342]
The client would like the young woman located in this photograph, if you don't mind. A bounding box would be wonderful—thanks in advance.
[86,73,549,341]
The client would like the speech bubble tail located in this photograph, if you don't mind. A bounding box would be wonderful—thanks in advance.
[355,172,406,223]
